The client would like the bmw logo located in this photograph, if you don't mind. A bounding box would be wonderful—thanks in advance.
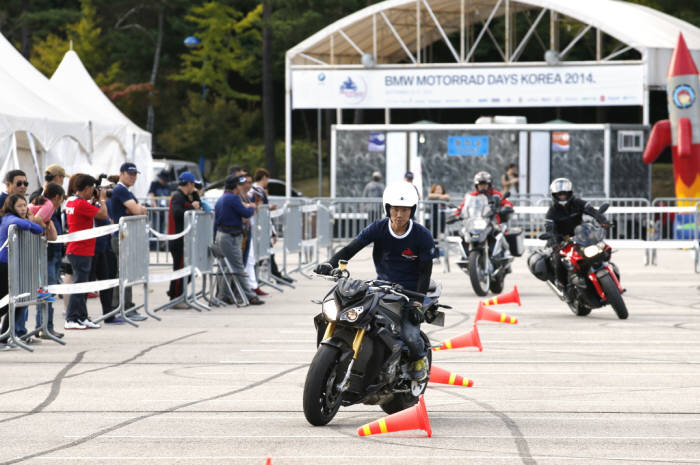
[673,84,695,109]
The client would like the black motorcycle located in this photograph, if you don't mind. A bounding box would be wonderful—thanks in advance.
[303,261,447,426]
[528,204,628,319]
[447,192,523,296]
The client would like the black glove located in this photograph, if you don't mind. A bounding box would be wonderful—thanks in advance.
[314,262,333,276]
[406,304,424,325]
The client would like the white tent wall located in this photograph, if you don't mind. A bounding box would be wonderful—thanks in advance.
[44,137,91,187]
[131,142,152,199]
[91,137,126,177]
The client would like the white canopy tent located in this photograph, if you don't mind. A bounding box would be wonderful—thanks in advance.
[50,50,153,198]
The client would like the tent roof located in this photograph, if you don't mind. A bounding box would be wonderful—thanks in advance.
[50,50,151,148]
[0,34,90,150]
[287,0,700,86]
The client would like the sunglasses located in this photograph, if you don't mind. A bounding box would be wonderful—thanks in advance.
[15,181,29,187]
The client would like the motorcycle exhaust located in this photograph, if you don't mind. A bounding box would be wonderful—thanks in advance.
[546,280,566,300]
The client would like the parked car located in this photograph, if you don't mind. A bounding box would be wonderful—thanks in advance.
[152,159,204,190]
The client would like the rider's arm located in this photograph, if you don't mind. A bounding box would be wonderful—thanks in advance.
[415,259,432,296]
[544,207,563,246]
[581,200,609,226]
[327,238,366,268]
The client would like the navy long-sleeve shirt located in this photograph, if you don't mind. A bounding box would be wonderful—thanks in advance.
[214,191,254,230]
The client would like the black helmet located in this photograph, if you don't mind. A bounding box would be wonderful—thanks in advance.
[473,171,492,193]
[550,177,573,206]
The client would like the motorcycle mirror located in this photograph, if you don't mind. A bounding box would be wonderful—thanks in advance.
[598,203,610,214]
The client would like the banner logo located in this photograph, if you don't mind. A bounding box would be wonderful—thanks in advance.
[339,76,367,104]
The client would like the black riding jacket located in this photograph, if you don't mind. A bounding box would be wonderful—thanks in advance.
[545,197,607,245]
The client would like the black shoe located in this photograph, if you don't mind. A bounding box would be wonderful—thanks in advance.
[23,336,41,345]
[126,311,147,322]
[219,295,235,305]
[248,297,265,305]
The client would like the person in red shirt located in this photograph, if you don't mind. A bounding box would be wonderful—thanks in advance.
[64,174,109,330]
[454,171,513,219]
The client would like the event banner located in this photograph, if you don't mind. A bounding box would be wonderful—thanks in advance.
[291,64,644,109]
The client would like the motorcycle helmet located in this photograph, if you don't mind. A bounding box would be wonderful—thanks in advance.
[550,177,573,206]
[382,181,419,218]
[473,171,492,194]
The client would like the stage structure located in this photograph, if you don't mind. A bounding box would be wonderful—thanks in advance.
[284,0,700,197]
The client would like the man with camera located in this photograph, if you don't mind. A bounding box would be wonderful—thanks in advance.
[109,162,148,321]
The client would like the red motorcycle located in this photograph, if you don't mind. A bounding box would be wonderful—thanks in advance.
[528,204,628,319]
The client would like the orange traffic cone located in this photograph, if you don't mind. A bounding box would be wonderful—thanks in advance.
[475,301,518,325]
[432,325,482,351]
[357,394,432,437]
[265,459,271,465]
[483,285,521,306]
[429,365,474,387]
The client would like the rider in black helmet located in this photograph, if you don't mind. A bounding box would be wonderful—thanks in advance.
[545,178,610,290]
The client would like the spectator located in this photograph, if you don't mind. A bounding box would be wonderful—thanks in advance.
[167,171,201,306]
[29,182,65,339]
[109,162,148,321]
[147,170,171,249]
[427,183,450,240]
[93,210,121,325]
[246,183,266,296]
[239,175,254,265]
[251,169,292,285]
[29,164,67,203]
[214,175,263,305]
[64,174,109,330]
[0,194,44,347]
[1,170,29,209]
[501,163,519,195]
[194,181,212,212]
[361,171,385,198]
[404,171,421,199]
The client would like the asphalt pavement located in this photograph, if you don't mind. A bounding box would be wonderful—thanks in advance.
[0,247,699,465]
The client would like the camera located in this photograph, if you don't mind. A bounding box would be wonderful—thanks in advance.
[94,173,116,199]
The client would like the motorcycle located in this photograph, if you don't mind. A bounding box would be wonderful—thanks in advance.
[303,261,448,426]
[446,192,523,296]
[528,204,628,319]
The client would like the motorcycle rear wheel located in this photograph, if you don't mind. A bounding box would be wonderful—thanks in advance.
[469,250,490,296]
[599,274,628,320]
[303,345,343,426]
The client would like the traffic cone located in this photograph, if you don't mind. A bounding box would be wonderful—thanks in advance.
[357,394,432,437]
[483,285,521,306]
[475,301,518,325]
[432,325,482,351]
[429,365,474,387]
[265,459,271,465]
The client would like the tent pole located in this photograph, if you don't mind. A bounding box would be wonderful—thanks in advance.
[285,53,292,199]
[27,132,42,184]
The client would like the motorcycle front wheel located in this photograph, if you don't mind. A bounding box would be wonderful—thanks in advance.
[599,274,628,320]
[469,249,490,296]
[303,345,343,426]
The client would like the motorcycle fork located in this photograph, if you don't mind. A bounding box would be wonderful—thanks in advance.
[338,328,366,391]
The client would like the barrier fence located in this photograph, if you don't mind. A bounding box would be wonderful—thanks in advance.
[3,195,698,352]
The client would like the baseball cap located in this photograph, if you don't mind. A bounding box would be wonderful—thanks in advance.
[178,171,196,183]
[404,171,414,180]
[45,164,67,178]
[157,170,169,180]
[236,176,248,185]
[119,162,140,174]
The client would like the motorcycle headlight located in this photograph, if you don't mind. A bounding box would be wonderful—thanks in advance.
[340,305,364,322]
[583,245,602,258]
[322,299,338,321]
[472,218,488,229]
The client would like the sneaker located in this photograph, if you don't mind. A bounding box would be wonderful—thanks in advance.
[64,320,87,330]
[37,330,53,340]
[79,318,101,329]
[23,336,42,345]
[248,297,265,306]
[50,329,64,339]
[126,311,147,321]
[37,289,57,302]
[104,317,126,325]
[408,357,429,381]
[253,288,269,296]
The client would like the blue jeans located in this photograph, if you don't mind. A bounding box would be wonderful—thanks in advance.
[66,255,93,323]
[36,254,61,331]
[401,306,426,362]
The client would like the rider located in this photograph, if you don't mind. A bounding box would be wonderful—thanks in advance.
[314,182,434,381]
[455,171,514,218]
[545,178,610,290]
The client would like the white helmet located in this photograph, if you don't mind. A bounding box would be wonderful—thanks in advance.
[382,182,419,218]
[550,177,573,206]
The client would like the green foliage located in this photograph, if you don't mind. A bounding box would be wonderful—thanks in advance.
[30,0,121,86]
[212,139,319,181]
[170,1,262,101]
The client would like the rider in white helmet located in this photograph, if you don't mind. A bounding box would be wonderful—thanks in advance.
[315,182,435,380]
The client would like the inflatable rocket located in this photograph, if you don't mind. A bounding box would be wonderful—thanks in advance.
[643,33,700,202]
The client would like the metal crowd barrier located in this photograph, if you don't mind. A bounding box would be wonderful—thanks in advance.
[184,211,215,310]
[4,225,51,352]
